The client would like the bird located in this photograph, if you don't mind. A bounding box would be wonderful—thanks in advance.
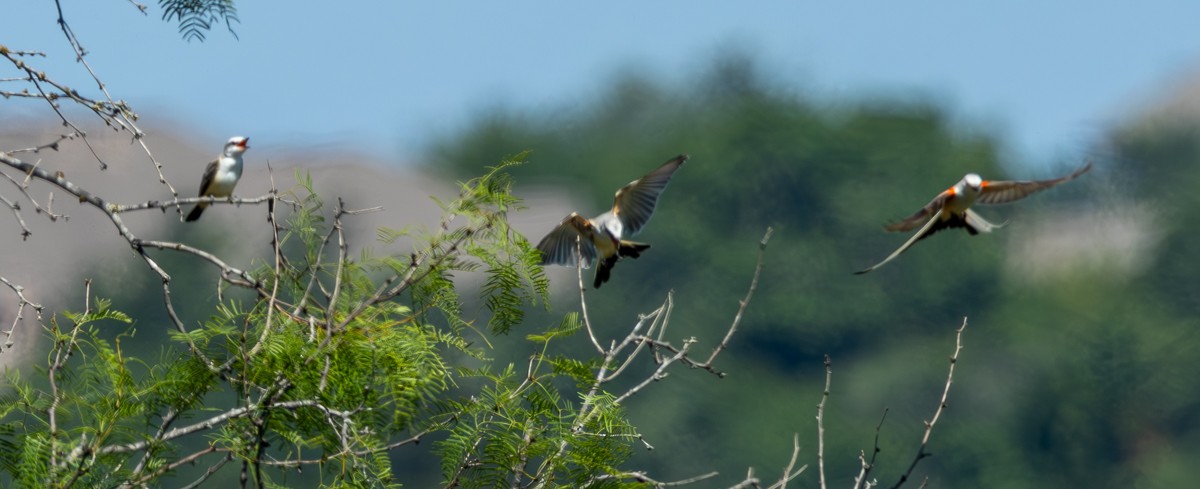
[854,161,1092,275]
[536,154,688,289]
[185,136,249,222]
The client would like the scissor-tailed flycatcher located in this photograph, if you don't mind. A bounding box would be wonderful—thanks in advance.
[185,136,249,222]
[855,162,1092,275]
[537,154,688,289]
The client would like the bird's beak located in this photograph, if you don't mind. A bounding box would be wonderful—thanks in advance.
[239,138,250,149]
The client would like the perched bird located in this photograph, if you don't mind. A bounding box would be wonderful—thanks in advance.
[537,154,688,289]
[855,162,1092,275]
[185,136,249,222]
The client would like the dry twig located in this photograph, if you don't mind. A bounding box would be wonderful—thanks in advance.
[890,317,967,489]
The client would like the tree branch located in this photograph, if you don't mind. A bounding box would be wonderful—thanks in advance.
[698,226,773,372]
[889,317,967,489]
[853,408,888,489]
[816,354,831,489]
[0,276,44,351]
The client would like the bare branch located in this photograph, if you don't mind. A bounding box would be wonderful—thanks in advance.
[0,191,30,239]
[322,197,350,337]
[816,354,831,489]
[602,295,670,382]
[853,408,888,489]
[699,226,773,371]
[2,164,68,224]
[261,423,440,468]
[889,317,968,489]
[2,132,78,155]
[51,0,177,189]
[125,0,148,14]
[586,470,720,487]
[244,169,283,359]
[0,276,43,351]
[48,279,92,472]
[110,193,284,214]
[331,183,493,333]
[286,198,384,321]
[726,469,759,489]
[613,338,693,405]
[767,433,807,489]
[127,445,221,488]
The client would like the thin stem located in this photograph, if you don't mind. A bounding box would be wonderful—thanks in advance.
[889,317,968,489]
[700,227,773,370]
[816,354,832,489]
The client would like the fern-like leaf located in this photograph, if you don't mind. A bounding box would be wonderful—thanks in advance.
[158,0,240,42]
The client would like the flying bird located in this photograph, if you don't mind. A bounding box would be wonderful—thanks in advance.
[185,136,249,222]
[537,154,688,289]
[855,162,1092,275]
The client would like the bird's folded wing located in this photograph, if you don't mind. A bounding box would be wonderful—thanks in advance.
[536,213,597,268]
[612,154,688,236]
[196,159,219,196]
[977,161,1092,205]
[885,190,952,232]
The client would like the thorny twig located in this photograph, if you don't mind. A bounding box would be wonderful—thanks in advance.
[1,161,68,224]
[0,190,31,238]
[1,47,108,170]
[51,0,176,191]
[3,132,78,155]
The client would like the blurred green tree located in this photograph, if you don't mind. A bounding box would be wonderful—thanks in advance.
[428,50,1197,487]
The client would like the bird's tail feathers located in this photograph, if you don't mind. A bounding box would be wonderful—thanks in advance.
[617,241,651,259]
[964,209,1005,235]
[184,203,209,222]
[593,255,619,289]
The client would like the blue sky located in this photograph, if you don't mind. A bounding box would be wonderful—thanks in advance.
[7,1,1200,165]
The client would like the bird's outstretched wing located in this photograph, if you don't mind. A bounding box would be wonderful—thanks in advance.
[612,154,688,236]
[977,161,1092,205]
[536,213,598,268]
[856,212,944,274]
[885,189,954,232]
